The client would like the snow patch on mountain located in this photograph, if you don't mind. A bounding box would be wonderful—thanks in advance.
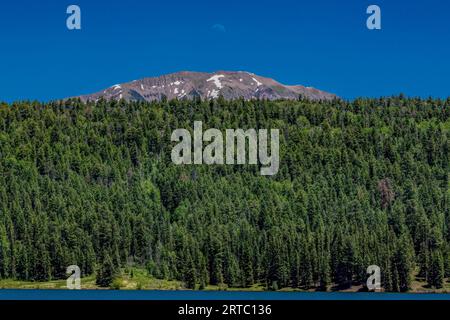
[252,77,262,87]
[207,75,225,89]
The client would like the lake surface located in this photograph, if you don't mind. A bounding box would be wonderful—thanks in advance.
[0,290,449,300]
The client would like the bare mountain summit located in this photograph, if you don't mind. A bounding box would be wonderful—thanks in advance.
[76,71,336,102]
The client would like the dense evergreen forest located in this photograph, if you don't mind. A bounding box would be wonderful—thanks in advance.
[0,96,449,292]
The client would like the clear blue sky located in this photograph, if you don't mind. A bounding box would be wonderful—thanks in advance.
[0,0,449,102]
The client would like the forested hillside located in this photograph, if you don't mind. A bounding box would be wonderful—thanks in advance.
[0,96,449,292]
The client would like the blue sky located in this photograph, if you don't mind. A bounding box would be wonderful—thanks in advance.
[0,0,449,102]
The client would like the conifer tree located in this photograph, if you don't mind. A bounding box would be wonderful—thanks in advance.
[96,254,116,288]
[427,250,444,289]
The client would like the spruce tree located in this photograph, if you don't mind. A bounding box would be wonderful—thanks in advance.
[427,250,444,289]
[96,254,116,288]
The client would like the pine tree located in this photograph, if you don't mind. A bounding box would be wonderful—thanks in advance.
[96,254,116,288]
[427,250,444,289]
[184,256,197,289]
[0,225,10,278]
[394,234,414,292]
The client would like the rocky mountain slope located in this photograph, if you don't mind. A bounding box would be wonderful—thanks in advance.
[76,71,336,102]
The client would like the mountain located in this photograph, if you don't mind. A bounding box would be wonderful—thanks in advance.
[75,71,336,102]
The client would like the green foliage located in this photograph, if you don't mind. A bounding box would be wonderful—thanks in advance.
[0,96,449,292]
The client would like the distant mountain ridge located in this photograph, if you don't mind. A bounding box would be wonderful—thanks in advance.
[75,71,336,102]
